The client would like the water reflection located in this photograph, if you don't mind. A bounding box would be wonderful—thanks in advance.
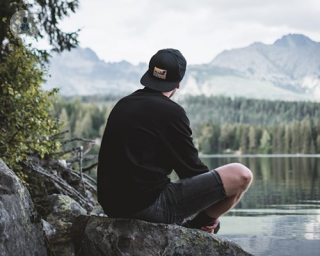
[200,157,320,256]
[201,157,320,210]
[305,210,320,240]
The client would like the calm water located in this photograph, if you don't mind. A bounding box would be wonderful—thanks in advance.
[200,156,320,256]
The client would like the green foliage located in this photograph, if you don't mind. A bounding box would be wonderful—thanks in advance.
[194,121,320,154]
[52,96,115,140]
[50,94,320,155]
[178,95,320,128]
[179,95,320,154]
[0,43,61,170]
[259,129,272,154]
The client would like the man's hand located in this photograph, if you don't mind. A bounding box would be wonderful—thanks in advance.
[200,218,220,234]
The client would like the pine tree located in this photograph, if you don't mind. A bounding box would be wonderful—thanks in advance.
[316,135,320,154]
[248,126,257,153]
[301,119,314,154]
[284,125,291,153]
[259,129,272,154]
[240,124,249,153]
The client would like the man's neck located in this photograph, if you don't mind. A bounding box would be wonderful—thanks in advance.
[162,88,177,98]
[162,91,171,98]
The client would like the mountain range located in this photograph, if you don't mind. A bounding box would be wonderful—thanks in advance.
[43,34,320,101]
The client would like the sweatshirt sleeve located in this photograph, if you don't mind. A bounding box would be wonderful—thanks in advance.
[163,105,209,178]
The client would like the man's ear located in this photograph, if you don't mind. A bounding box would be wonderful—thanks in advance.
[176,84,180,89]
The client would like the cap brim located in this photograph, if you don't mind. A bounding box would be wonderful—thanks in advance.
[140,71,179,92]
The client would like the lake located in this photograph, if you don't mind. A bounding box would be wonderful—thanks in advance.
[199,156,320,256]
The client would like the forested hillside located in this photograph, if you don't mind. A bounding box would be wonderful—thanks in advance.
[180,95,320,127]
[52,94,320,155]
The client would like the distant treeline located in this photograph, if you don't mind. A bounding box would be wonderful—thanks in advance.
[179,95,320,154]
[52,94,320,154]
[52,97,114,155]
[194,120,320,154]
[179,95,320,127]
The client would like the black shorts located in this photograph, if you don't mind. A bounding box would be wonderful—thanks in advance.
[131,170,226,224]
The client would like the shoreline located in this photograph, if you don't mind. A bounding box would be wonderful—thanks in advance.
[199,154,320,158]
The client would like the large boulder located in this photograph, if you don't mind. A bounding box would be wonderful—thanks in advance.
[0,158,48,256]
[72,215,253,256]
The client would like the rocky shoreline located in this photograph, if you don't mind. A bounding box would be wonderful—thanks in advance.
[0,158,253,256]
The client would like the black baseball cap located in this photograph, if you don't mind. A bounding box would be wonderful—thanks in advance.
[140,48,187,92]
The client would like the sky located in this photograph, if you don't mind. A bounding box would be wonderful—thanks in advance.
[36,0,320,65]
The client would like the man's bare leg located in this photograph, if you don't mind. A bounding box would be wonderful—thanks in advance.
[183,163,252,232]
[205,163,253,219]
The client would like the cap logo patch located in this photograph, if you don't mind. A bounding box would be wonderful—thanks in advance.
[153,66,167,80]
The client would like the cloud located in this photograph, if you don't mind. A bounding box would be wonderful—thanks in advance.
[53,0,320,64]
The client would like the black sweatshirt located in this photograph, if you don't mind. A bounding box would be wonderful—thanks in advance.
[97,88,209,217]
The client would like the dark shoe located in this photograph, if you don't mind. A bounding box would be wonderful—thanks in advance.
[213,221,220,234]
[181,219,191,228]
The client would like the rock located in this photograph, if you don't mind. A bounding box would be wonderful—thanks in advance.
[37,194,87,256]
[42,219,56,239]
[0,158,48,256]
[72,215,253,256]
[38,194,87,224]
[89,204,107,217]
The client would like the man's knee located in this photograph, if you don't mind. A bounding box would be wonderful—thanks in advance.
[234,163,253,189]
[216,163,253,196]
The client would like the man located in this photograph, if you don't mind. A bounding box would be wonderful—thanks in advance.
[97,48,252,233]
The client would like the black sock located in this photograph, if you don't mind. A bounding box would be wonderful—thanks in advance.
[187,210,216,229]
